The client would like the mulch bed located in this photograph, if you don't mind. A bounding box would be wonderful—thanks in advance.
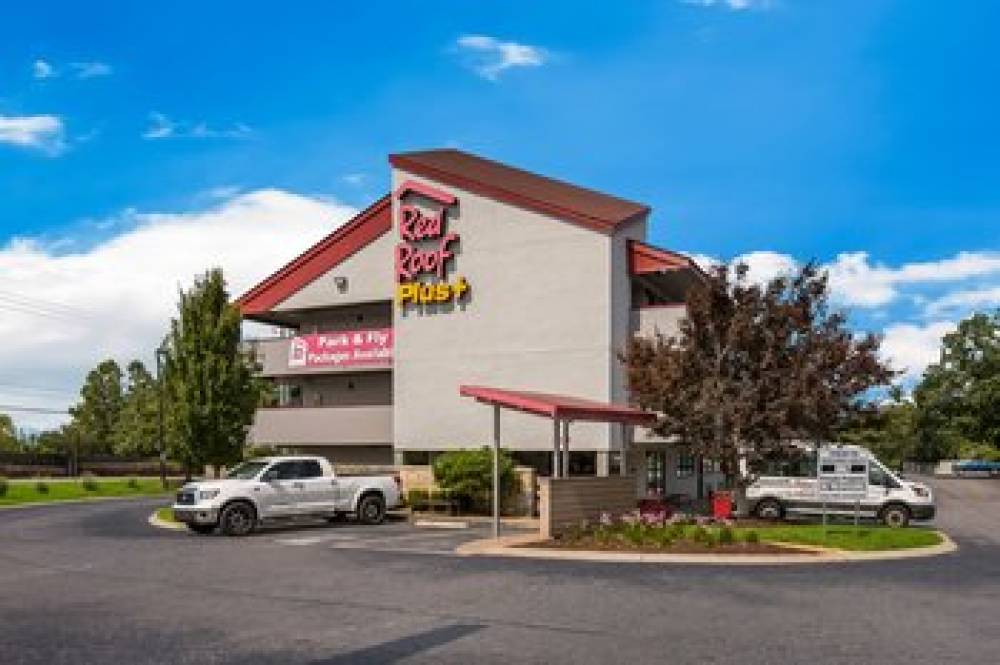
[515,538,811,556]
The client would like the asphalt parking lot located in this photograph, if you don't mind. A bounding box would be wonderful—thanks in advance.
[1,476,998,665]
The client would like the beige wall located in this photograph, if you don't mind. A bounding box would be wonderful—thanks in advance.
[281,444,394,466]
[291,371,392,407]
[392,169,648,453]
[249,405,392,446]
[275,232,395,310]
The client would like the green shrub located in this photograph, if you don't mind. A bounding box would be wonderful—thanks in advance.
[0,476,8,498]
[127,478,140,490]
[81,473,99,492]
[407,488,430,509]
[432,448,516,513]
[745,530,760,544]
[35,480,49,494]
[718,526,735,545]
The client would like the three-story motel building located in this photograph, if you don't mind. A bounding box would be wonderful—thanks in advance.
[237,149,723,499]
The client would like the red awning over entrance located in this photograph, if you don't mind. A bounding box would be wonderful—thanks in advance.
[459,385,655,426]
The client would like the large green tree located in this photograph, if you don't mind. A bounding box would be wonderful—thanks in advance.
[838,387,919,469]
[624,262,894,492]
[112,360,161,456]
[164,268,261,475]
[0,413,19,452]
[913,310,1000,461]
[69,359,124,455]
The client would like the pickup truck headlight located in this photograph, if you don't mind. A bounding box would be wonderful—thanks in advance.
[198,489,221,501]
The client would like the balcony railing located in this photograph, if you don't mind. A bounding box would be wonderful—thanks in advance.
[248,405,393,446]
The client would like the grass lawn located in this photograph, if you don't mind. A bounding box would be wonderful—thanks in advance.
[155,506,179,524]
[749,524,942,551]
[0,478,172,507]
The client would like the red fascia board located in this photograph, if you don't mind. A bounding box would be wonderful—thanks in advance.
[390,155,648,235]
[394,179,457,206]
[459,385,656,426]
[628,240,708,280]
[237,195,392,315]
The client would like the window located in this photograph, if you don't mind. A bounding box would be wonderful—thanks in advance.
[869,464,899,489]
[268,461,301,480]
[298,460,323,479]
[676,455,695,479]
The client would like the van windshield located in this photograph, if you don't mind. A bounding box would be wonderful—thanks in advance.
[225,461,269,480]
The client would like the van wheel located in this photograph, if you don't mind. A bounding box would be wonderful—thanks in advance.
[880,504,911,528]
[220,502,256,536]
[754,498,784,521]
[357,494,386,525]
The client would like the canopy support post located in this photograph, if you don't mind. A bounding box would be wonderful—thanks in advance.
[561,420,570,478]
[552,418,561,478]
[493,404,500,540]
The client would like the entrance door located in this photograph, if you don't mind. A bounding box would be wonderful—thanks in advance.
[645,451,667,497]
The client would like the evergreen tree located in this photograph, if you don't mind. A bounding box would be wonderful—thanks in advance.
[69,359,124,455]
[112,360,160,456]
[164,268,261,474]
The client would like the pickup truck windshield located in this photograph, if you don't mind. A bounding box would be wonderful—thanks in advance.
[225,461,269,480]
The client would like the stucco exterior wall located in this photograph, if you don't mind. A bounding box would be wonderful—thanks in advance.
[275,231,395,310]
[294,371,392,407]
[392,169,640,452]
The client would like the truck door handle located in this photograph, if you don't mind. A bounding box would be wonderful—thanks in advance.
[330,480,338,486]
[293,482,305,489]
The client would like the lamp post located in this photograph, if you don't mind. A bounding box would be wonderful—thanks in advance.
[155,344,168,490]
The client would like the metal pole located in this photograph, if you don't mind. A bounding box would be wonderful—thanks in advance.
[552,418,561,478]
[493,405,500,540]
[156,347,166,490]
[561,420,570,478]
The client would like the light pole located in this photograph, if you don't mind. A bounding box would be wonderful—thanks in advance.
[156,343,168,490]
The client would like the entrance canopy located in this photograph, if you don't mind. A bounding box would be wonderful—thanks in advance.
[459,385,655,426]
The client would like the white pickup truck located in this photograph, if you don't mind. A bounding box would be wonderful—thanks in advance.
[172,455,401,536]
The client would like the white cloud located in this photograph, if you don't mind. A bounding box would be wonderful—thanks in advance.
[880,321,955,381]
[0,114,65,155]
[924,285,1000,318]
[143,112,251,140]
[32,59,56,79]
[70,61,113,79]
[455,34,547,81]
[342,173,366,187]
[0,190,356,430]
[826,251,1000,308]
[681,0,771,10]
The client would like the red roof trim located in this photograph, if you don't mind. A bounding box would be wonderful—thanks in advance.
[237,195,392,316]
[394,179,456,206]
[459,385,656,425]
[390,154,648,236]
[628,240,706,278]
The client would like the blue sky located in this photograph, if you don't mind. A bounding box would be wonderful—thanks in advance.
[1,0,999,427]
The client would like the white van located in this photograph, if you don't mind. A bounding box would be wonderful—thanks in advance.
[746,445,935,527]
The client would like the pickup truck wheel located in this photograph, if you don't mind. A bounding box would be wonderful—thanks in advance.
[357,494,386,525]
[220,502,256,536]
[880,503,911,528]
[754,498,784,521]
[186,523,216,535]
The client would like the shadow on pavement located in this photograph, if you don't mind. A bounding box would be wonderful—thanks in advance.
[309,623,483,664]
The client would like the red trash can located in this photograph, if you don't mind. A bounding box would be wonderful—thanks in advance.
[711,491,733,519]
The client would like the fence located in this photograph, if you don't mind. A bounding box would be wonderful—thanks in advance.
[0,452,182,478]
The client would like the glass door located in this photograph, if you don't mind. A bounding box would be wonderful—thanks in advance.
[645,450,667,496]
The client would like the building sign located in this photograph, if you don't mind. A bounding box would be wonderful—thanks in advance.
[817,447,869,502]
[394,180,470,307]
[287,329,392,369]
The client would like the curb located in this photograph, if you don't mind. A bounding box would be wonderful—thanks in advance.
[0,494,169,511]
[454,530,958,565]
[148,511,186,531]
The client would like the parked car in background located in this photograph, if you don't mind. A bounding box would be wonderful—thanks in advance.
[747,445,935,527]
[172,456,401,536]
